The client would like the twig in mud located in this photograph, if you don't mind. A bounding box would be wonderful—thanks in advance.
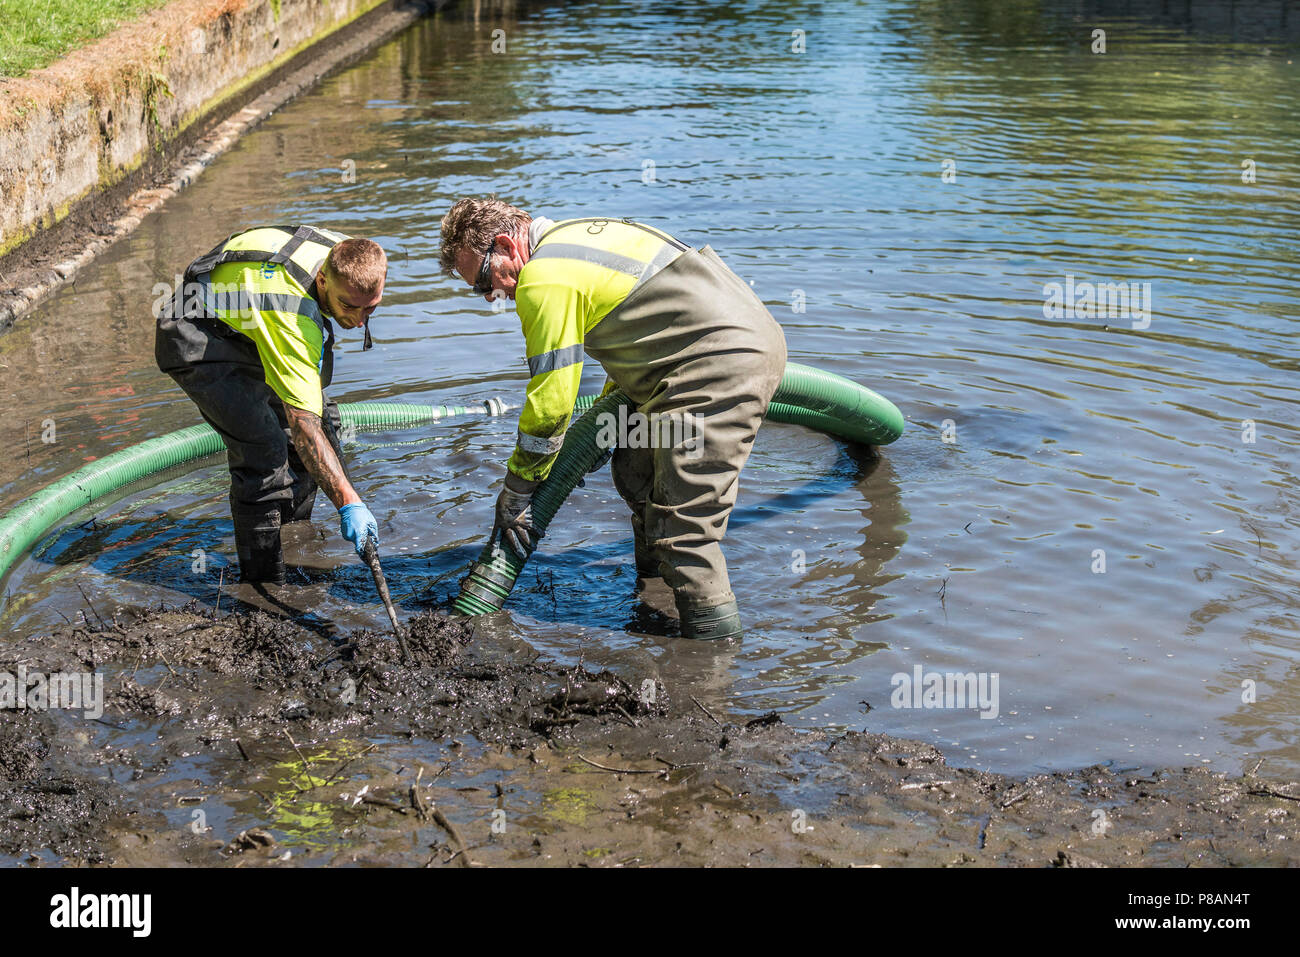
[1249,786,1300,802]
[999,788,1031,810]
[322,743,377,786]
[75,583,106,630]
[361,794,408,813]
[214,568,225,617]
[429,804,471,866]
[712,780,735,797]
[157,650,178,677]
[652,755,705,772]
[691,695,724,729]
[283,730,314,770]
[1247,758,1265,777]
[410,769,431,822]
[578,754,664,775]
[235,739,251,762]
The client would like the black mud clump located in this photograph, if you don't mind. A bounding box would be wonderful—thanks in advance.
[5,605,1300,867]
[0,709,123,864]
[10,605,668,751]
[0,708,48,783]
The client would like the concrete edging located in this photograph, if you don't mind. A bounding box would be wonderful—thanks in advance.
[0,0,442,331]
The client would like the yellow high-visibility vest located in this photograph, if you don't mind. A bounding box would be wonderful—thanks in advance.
[509,218,687,481]
[180,225,348,415]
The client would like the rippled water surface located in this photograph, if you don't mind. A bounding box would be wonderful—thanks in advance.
[2,0,1297,776]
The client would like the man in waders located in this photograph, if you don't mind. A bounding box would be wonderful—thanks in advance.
[154,225,386,585]
[438,198,787,640]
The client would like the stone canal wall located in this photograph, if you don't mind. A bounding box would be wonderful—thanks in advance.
[0,0,443,330]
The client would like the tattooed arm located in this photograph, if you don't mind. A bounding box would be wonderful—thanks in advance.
[284,404,361,509]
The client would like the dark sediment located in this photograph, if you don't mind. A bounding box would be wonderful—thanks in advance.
[2,605,1297,867]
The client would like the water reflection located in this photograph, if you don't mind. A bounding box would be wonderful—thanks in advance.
[0,0,1296,777]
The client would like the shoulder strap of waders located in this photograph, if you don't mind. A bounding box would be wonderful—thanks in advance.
[179,227,341,377]
[184,225,342,293]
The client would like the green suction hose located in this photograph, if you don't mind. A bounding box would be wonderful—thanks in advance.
[0,398,513,587]
[0,363,902,599]
[453,361,903,615]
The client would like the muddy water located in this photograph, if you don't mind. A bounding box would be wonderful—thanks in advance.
[1,0,1298,786]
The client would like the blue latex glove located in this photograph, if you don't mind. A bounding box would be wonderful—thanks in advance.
[339,502,379,556]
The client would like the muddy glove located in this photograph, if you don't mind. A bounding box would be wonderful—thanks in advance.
[494,471,542,560]
[339,502,379,557]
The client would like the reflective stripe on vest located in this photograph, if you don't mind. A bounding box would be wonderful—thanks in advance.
[179,224,346,385]
[519,219,688,381]
[529,218,686,293]
[516,430,567,455]
[182,225,344,334]
[192,287,325,330]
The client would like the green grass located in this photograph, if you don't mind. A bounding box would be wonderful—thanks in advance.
[0,0,174,78]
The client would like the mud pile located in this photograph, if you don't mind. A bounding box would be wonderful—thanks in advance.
[2,605,1298,867]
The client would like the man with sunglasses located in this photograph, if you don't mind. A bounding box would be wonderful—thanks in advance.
[439,198,787,640]
[155,225,387,585]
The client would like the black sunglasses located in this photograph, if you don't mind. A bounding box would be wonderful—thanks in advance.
[472,243,496,295]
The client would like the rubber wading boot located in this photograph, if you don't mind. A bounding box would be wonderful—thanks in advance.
[678,598,743,640]
[234,507,287,585]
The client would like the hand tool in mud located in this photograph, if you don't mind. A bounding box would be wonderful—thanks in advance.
[360,535,412,663]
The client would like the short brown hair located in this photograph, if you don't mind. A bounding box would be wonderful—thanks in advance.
[438,196,530,276]
[326,238,387,295]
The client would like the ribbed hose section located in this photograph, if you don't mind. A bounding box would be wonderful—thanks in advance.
[453,362,903,615]
[338,399,511,431]
[0,424,225,586]
[0,365,900,596]
[0,398,514,586]
[454,391,632,615]
[772,362,904,446]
